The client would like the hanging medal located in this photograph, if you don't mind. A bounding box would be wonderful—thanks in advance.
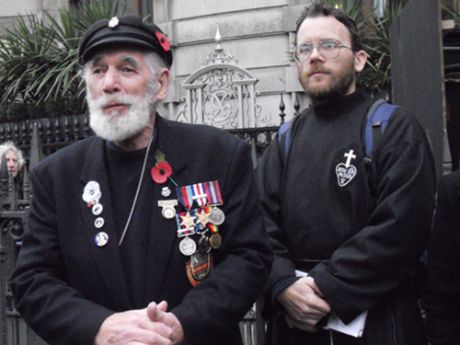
[204,181,226,225]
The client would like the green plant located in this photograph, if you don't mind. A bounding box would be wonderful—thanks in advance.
[0,0,123,122]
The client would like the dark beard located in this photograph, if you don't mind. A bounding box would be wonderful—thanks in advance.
[306,66,356,105]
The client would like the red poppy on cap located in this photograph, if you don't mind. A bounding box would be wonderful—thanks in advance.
[155,31,170,52]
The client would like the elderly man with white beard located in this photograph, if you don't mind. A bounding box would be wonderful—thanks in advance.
[10,16,272,345]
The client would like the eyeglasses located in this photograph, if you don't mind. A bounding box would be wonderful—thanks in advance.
[294,40,353,62]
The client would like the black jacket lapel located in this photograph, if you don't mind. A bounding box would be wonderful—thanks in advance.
[79,137,131,310]
[143,116,190,301]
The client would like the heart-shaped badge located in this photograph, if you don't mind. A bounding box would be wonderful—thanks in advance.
[335,163,357,187]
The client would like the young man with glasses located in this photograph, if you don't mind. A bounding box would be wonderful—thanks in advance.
[256,4,435,345]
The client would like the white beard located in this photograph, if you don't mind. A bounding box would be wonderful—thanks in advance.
[87,91,156,142]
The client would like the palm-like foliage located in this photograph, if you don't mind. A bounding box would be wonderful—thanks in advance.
[0,0,123,121]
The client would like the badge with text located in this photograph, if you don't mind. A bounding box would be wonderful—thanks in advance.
[186,251,213,286]
[336,149,358,187]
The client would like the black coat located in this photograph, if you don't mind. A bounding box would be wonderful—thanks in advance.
[424,169,460,345]
[256,92,436,345]
[10,116,273,345]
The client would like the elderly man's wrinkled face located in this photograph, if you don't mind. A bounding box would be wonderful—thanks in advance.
[5,150,19,177]
[85,49,159,142]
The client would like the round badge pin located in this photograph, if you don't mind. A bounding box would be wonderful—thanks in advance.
[161,186,172,198]
[92,203,103,216]
[94,232,109,247]
[209,233,222,250]
[94,217,105,229]
[179,237,197,256]
[162,206,176,219]
[209,207,225,225]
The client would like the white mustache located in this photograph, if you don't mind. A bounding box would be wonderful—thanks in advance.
[88,94,142,111]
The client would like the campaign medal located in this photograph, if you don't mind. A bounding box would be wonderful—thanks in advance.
[336,149,358,187]
[195,206,211,232]
[209,233,222,250]
[186,251,213,286]
[158,199,178,219]
[179,236,196,256]
[209,206,225,225]
[203,181,226,225]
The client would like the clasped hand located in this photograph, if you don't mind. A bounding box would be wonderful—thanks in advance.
[278,276,331,333]
[94,300,184,345]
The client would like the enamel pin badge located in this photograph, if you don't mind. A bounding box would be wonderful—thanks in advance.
[336,149,357,187]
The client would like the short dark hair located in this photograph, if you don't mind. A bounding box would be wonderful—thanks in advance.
[295,3,363,52]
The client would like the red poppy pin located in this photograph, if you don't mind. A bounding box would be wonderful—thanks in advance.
[155,31,170,52]
[151,150,173,184]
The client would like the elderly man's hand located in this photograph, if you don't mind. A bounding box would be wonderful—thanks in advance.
[147,301,184,345]
[94,303,174,345]
[277,276,331,333]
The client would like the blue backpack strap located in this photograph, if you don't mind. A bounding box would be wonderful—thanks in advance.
[277,119,294,161]
[364,99,398,158]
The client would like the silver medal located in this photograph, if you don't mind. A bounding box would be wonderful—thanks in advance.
[209,207,225,225]
[179,237,197,256]
[162,206,176,219]
[158,199,178,219]
[94,232,109,247]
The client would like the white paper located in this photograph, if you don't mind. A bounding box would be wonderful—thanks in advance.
[324,311,367,338]
[294,269,367,338]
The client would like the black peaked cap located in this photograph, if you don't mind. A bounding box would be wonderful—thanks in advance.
[78,15,173,67]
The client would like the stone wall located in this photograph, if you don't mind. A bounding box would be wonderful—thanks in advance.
[153,0,314,125]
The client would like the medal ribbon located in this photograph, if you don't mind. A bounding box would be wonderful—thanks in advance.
[192,183,207,207]
[204,180,223,205]
[177,185,194,209]
[208,222,218,234]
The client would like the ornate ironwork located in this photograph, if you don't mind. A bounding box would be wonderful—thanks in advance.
[176,27,269,129]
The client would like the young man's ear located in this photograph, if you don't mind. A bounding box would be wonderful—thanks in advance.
[354,50,368,73]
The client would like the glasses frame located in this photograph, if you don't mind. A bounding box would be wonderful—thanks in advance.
[294,39,353,62]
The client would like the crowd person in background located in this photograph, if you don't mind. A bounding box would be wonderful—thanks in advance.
[0,141,25,179]
[256,3,436,345]
[424,169,460,345]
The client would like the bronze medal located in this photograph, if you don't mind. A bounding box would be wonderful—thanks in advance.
[209,233,222,249]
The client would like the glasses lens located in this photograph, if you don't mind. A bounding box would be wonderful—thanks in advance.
[319,41,340,58]
[295,45,312,62]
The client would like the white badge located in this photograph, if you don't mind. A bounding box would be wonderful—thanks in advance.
[95,232,109,247]
[83,181,101,205]
[336,149,357,187]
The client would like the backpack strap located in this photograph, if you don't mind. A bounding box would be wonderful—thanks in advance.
[364,99,398,173]
[277,119,295,162]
